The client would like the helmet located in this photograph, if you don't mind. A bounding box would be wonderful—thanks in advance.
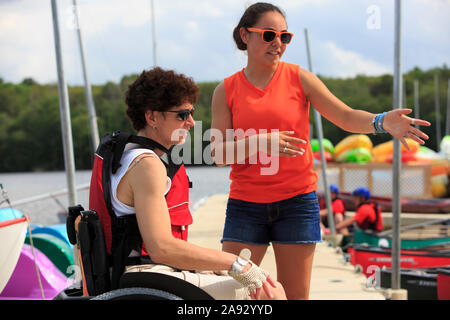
[329,184,339,194]
[352,187,370,200]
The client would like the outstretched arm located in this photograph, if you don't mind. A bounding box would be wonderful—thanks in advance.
[300,68,431,150]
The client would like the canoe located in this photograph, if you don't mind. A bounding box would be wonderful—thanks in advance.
[0,244,69,300]
[317,191,450,213]
[376,267,450,300]
[353,219,450,249]
[0,208,28,293]
[24,233,74,277]
[348,244,450,278]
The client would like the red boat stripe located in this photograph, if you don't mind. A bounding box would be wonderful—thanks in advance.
[0,216,28,228]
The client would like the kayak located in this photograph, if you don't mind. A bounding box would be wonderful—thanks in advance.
[376,267,450,300]
[29,224,72,247]
[317,191,450,213]
[334,134,373,159]
[348,244,450,278]
[24,233,74,277]
[352,219,450,249]
[0,244,69,300]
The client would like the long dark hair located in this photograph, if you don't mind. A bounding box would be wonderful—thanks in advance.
[232,2,286,51]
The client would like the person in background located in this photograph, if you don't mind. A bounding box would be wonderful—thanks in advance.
[335,187,383,235]
[319,184,346,234]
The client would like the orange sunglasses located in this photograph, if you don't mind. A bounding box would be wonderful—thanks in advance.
[246,27,293,44]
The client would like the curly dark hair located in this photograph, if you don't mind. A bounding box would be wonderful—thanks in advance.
[233,2,286,51]
[125,67,199,131]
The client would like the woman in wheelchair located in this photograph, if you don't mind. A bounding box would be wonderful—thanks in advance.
[98,67,286,300]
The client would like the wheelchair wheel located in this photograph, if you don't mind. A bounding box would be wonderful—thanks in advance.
[91,287,182,300]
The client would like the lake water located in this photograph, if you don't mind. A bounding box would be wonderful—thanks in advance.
[0,166,231,226]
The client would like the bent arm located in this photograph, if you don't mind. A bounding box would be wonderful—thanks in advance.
[335,216,355,231]
[210,82,306,165]
[129,156,237,271]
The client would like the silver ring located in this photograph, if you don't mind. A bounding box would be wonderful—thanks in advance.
[286,142,290,148]
[411,119,415,126]
[282,145,287,153]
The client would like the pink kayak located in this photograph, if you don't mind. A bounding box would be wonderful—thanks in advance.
[0,244,70,300]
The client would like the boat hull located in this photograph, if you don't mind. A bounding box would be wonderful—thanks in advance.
[0,216,28,293]
[353,228,450,249]
[318,192,450,213]
[0,244,70,300]
[377,267,450,300]
[24,233,73,277]
[348,245,450,278]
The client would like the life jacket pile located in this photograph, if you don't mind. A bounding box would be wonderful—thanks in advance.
[88,131,193,289]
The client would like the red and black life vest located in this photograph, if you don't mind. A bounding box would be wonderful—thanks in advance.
[88,131,192,288]
[357,201,382,232]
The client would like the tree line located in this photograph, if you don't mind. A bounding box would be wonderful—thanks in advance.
[0,65,448,172]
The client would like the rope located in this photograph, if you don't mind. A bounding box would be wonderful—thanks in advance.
[26,218,46,300]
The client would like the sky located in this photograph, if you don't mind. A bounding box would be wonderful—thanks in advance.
[0,0,449,85]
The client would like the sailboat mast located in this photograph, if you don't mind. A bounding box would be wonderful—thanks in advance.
[72,0,100,152]
[50,0,77,206]
[150,0,158,67]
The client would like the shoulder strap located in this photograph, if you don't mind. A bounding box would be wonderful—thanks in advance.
[111,131,132,174]
[110,131,170,174]
[128,135,170,154]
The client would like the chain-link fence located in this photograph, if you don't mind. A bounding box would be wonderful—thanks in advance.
[315,163,433,198]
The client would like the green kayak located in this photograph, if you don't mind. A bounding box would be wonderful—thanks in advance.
[25,232,74,277]
[352,219,450,249]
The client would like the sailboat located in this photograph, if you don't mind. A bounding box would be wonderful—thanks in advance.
[0,208,28,293]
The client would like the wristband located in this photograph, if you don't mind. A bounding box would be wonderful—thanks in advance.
[229,248,251,276]
[372,112,388,134]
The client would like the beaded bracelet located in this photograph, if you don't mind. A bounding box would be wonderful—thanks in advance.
[372,112,388,134]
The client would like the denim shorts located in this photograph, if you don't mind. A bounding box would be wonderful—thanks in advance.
[221,191,322,245]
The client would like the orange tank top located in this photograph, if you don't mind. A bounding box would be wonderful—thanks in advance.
[224,61,318,203]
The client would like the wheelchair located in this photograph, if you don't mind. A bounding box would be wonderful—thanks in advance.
[57,205,213,300]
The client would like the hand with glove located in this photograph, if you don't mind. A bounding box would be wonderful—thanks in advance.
[228,248,282,300]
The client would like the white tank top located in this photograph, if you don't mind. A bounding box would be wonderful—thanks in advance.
[110,147,171,217]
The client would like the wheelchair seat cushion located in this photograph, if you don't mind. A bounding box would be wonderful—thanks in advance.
[119,269,214,300]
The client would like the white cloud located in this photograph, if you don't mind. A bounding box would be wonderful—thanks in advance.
[317,41,391,78]
[0,0,448,85]
[0,0,57,83]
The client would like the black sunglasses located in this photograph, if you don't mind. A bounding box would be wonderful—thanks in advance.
[164,108,195,121]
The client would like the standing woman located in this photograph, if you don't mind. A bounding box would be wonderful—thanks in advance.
[211,2,430,300]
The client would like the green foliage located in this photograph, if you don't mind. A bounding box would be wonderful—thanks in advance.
[0,67,448,172]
